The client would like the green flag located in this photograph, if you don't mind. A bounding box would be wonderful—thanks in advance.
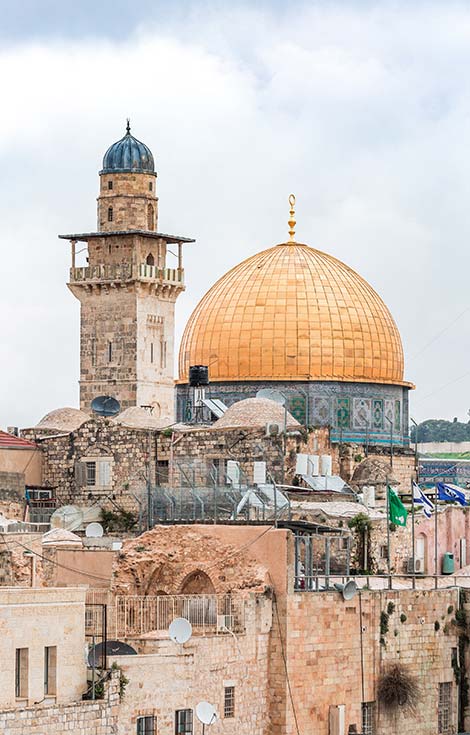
[388,486,408,526]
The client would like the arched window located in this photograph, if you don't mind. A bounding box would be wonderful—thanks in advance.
[107,207,113,222]
[180,570,215,595]
[108,181,113,190]
[146,253,155,266]
[147,204,154,230]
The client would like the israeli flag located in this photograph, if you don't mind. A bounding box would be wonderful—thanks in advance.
[437,482,467,507]
[412,483,435,518]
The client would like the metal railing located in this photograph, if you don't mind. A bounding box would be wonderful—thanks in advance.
[69,263,184,285]
[85,593,245,639]
[294,573,470,592]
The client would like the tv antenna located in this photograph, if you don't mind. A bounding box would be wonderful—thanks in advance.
[91,395,121,417]
[196,701,218,733]
[168,617,192,645]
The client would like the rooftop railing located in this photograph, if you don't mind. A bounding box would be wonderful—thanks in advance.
[85,593,245,640]
[70,263,184,285]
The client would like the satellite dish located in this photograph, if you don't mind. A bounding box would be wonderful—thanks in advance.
[91,395,121,417]
[88,640,137,667]
[169,617,192,644]
[85,522,104,538]
[196,701,218,726]
[50,505,84,531]
[343,581,358,601]
[256,388,286,405]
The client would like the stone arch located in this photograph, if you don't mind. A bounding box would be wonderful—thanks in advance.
[146,252,155,266]
[179,569,216,595]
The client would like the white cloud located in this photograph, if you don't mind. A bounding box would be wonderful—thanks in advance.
[2,2,470,427]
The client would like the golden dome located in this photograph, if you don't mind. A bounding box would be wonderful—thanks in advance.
[178,241,409,386]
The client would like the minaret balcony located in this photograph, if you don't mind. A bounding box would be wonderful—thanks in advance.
[69,263,185,286]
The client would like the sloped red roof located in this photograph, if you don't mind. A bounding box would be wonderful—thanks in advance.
[0,431,37,449]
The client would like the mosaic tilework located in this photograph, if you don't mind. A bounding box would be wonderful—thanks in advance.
[313,397,331,426]
[337,398,350,429]
[384,400,395,429]
[353,398,371,429]
[288,395,307,425]
[372,399,383,429]
[395,400,401,432]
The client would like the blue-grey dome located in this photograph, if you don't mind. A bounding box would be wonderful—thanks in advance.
[101,122,155,174]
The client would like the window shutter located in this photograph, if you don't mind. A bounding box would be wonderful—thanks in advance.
[98,460,111,487]
[74,462,86,487]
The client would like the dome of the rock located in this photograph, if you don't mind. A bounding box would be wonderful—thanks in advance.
[179,242,406,386]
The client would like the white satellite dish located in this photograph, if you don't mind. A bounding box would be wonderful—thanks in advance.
[169,617,192,644]
[256,388,286,405]
[85,522,104,538]
[196,701,218,726]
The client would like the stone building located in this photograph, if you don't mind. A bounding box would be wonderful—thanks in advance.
[59,122,194,421]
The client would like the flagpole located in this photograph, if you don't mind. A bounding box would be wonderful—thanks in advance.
[411,478,415,590]
[386,484,391,590]
[434,485,438,590]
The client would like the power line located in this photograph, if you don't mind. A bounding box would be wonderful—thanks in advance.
[409,304,470,362]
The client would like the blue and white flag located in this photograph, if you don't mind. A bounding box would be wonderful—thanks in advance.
[412,483,435,518]
[437,482,467,507]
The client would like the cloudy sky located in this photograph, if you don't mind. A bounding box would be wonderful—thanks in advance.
[1,0,470,428]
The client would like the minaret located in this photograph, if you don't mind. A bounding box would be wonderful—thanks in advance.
[60,123,194,421]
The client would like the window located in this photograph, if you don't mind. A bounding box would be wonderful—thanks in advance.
[108,341,113,362]
[224,686,235,718]
[86,461,96,487]
[150,342,154,363]
[108,181,113,190]
[379,545,389,560]
[137,716,156,735]
[175,709,193,734]
[149,181,153,191]
[156,460,169,485]
[44,646,57,695]
[438,682,452,734]
[147,204,154,230]
[108,206,113,222]
[15,648,28,698]
[362,702,375,735]
[160,340,167,369]
[146,253,155,266]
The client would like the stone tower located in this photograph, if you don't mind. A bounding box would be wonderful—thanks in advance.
[60,123,194,421]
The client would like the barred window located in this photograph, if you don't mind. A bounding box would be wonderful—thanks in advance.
[86,461,96,487]
[362,701,375,735]
[224,686,235,718]
[175,709,193,734]
[137,716,156,735]
[438,682,452,734]
[108,181,113,190]
[108,206,113,222]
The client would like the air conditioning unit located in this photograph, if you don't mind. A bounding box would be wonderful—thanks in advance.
[266,422,283,437]
[217,614,233,632]
[407,558,424,573]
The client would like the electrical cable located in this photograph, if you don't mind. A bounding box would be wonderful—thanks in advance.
[408,304,470,362]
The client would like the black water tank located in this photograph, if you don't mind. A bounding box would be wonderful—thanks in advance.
[189,365,209,386]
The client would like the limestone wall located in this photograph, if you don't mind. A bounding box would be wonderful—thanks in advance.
[281,588,459,735]
[0,670,119,735]
[111,594,272,735]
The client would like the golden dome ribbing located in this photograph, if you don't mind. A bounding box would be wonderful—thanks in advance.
[178,241,408,386]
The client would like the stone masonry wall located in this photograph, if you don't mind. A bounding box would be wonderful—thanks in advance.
[111,594,272,735]
[98,171,158,231]
[281,588,459,735]
[0,671,120,735]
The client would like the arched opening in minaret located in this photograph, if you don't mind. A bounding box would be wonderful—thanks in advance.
[146,253,155,266]
[108,207,113,222]
[147,204,154,230]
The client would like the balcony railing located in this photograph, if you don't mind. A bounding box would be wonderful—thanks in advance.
[85,593,245,639]
[70,263,184,286]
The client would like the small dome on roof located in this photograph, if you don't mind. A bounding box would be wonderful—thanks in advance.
[101,121,155,174]
[42,528,83,547]
[212,397,299,430]
[111,406,168,430]
[36,407,89,433]
[351,457,399,487]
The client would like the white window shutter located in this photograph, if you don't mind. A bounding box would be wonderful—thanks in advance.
[98,460,111,487]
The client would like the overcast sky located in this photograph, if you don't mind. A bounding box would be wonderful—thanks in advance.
[1,0,470,428]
